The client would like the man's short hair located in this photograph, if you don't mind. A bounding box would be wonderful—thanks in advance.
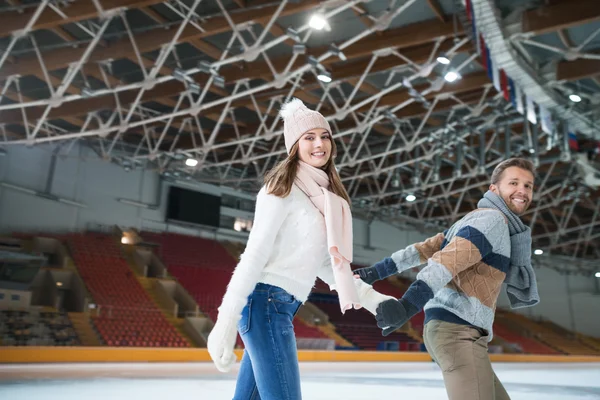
[491,158,536,185]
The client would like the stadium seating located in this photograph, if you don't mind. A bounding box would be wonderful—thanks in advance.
[66,233,188,347]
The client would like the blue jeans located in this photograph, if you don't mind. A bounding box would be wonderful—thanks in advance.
[233,283,302,400]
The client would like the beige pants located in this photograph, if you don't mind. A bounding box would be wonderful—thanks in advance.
[423,320,510,400]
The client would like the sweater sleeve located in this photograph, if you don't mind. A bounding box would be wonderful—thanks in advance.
[219,187,292,317]
[402,210,508,310]
[375,232,446,279]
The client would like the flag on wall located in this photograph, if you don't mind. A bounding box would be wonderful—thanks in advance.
[539,104,554,135]
[500,70,510,101]
[526,95,537,124]
[568,132,579,150]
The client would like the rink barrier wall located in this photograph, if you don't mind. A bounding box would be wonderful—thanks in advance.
[2,347,600,364]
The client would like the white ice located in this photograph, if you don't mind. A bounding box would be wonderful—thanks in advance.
[1,361,599,399]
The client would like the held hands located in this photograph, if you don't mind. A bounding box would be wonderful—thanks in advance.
[207,314,241,372]
[353,277,395,315]
[375,298,419,336]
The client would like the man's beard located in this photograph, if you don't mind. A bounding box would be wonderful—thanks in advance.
[497,188,529,215]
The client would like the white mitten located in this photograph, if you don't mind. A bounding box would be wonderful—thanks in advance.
[207,311,241,372]
[354,278,396,315]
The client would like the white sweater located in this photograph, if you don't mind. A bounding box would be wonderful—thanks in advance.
[219,184,393,319]
[220,185,335,314]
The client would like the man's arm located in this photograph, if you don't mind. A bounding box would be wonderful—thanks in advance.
[354,232,446,284]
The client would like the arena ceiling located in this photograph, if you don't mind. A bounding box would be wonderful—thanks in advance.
[0,0,599,273]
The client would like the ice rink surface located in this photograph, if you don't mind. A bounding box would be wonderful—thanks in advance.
[1,361,599,399]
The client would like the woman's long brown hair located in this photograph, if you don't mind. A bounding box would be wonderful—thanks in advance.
[264,136,351,204]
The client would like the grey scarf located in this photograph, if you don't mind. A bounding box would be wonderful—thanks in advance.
[477,190,540,309]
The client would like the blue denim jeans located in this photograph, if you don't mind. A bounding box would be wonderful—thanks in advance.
[233,283,302,400]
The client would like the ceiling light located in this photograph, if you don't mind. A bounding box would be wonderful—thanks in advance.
[173,68,189,83]
[595,272,600,278]
[81,86,95,98]
[329,43,347,61]
[444,71,460,83]
[309,14,327,30]
[293,44,306,55]
[317,71,332,83]
[188,82,200,94]
[569,94,581,103]
[534,249,543,255]
[436,55,450,65]
[198,61,214,75]
[405,194,416,202]
[185,158,198,167]
[213,75,225,88]
[56,282,63,287]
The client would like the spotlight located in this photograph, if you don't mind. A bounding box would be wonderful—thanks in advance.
[534,249,544,255]
[569,94,581,103]
[198,60,214,75]
[436,55,450,65]
[121,236,130,244]
[173,68,189,82]
[188,82,201,94]
[444,71,460,82]
[293,44,306,55]
[595,272,600,278]
[317,71,332,83]
[185,158,198,167]
[307,55,324,70]
[81,86,95,98]
[213,75,225,88]
[329,44,347,61]
[309,14,327,30]
[405,194,416,202]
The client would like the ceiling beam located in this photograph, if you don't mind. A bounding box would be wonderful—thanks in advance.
[0,0,165,37]
[355,71,489,112]
[556,52,600,81]
[427,0,447,23]
[221,22,464,83]
[522,0,600,35]
[0,1,322,79]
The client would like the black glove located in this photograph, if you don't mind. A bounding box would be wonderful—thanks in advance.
[375,298,419,336]
[354,257,395,285]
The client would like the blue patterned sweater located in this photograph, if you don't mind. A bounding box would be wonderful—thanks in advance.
[376,208,510,341]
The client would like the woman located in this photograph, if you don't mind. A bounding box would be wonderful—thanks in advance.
[207,98,391,399]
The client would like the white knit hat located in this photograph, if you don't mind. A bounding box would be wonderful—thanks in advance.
[279,98,331,154]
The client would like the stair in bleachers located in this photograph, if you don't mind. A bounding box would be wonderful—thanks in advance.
[67,233,189,348]
[136,275,196,347]
[315,323,355,347]
[68,312,102,346]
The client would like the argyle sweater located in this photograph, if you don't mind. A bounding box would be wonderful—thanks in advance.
[376,208,510,341]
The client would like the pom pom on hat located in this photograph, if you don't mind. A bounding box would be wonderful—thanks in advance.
[279,98,331,154]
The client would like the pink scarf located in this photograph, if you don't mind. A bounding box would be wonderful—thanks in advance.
[294,160,361,313]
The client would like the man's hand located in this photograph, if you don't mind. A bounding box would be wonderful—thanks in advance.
[375,298,419,336]
[353,257,395,285]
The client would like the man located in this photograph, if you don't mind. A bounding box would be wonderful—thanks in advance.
[355,158,540,400]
